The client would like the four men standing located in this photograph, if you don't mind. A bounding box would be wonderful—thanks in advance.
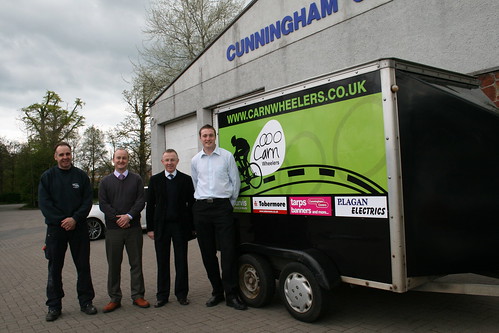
[40,124,246,321]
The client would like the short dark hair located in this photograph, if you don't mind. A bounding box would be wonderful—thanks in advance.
[54,142,71,153]
[199,124,216,137]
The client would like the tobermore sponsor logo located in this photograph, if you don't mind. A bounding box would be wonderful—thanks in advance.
[289,196,332,216]
[253,197,287,214]
[335,196,388,219]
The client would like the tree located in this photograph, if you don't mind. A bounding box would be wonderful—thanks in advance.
[137,0,245,94]
[79,126,108,190]
[0,139,8,194]
[19,91,85,206]
[0,138,24,203]
[21,91,85,165]
[115,0,245,182]
[110,74,154,182]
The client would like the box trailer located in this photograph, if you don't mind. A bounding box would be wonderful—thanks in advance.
[214,58,499,322]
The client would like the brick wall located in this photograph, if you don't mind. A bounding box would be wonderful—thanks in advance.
[478,72,499,108]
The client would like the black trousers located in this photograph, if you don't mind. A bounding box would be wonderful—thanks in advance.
[193,199,238,297]
[154,222,189,301]
[44,224,95,310]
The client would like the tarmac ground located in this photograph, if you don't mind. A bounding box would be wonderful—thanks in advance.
[1,204,499,332]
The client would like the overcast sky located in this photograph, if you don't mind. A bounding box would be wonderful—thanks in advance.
[0,0,151,142]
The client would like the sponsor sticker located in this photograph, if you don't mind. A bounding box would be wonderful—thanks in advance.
[253,197,287,214]
[335,196,388,218]
[289,197,332,216]
[234,197,251,213]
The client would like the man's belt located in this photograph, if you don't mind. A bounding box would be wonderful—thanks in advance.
[196,198,228,203]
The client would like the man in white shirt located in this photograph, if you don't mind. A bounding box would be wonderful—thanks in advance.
[191,124,246,310]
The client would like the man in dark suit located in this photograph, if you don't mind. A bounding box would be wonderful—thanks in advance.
[146,149,195,307]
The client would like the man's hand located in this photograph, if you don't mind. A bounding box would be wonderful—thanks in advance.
[115,215,131,228]
[147,231,154,240]
[61,217,77,231]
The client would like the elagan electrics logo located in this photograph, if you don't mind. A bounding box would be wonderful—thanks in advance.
[335,196,387,218]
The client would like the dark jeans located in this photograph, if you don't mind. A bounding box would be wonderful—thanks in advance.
[154,222,189,301]
[193,199,238,297]
[105,227,145,302]
[45,224,95,310]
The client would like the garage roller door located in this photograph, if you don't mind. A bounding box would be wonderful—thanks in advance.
[164,115,198,175]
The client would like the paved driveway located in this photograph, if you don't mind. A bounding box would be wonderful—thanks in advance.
[1,204,499,332]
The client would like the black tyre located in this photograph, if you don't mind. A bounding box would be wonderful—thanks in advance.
[279,262,328,322]
[238,254,276,307]
[87,218,105,241]
[248,163,262,188]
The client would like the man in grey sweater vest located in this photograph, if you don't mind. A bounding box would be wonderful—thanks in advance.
[99,148,149,312]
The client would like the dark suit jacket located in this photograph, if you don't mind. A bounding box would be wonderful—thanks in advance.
[146,170,195,241]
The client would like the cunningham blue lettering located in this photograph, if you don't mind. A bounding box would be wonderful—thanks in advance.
[226,0,341,61]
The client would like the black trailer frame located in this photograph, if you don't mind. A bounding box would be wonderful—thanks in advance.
[215,59,499,322]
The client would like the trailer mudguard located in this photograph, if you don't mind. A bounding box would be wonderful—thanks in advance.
[239,243,341,290]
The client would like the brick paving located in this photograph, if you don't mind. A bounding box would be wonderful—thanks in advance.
[1,204,499,332]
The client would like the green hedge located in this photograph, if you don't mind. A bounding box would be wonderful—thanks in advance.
[0,192,22,204]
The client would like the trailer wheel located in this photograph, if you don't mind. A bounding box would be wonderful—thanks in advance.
[279,262,327,322]
[238,254,275,307]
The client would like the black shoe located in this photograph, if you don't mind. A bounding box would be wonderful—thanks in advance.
[178,298,190,306]
[205,295,225,307]
[154,299,169,308]
[226,296,247,310]
[80,303,98,315]
[45,309,61,322]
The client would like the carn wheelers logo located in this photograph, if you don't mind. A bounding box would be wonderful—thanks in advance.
[251,119,286,176]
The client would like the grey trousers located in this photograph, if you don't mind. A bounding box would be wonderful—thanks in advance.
[105,227,145,302]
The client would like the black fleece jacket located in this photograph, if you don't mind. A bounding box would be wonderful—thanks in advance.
[38,165,92,227]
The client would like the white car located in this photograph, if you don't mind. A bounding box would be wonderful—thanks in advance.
[86,204,147,241]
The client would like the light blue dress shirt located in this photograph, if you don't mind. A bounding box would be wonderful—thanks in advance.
[191,146,241,206]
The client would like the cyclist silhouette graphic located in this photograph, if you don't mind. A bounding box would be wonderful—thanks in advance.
[231,135,262,189]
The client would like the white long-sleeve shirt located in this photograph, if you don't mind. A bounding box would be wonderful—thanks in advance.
[191,146,241,206]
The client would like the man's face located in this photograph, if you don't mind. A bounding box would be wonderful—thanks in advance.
[200,128,216,151]
[161,152,179,173]
[54,145,72,170]
[113,149,129,173]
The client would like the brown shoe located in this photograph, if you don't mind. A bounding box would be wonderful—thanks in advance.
[132,298,150,308]
[103,302,121,313]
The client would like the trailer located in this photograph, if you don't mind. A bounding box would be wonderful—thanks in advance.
[214,58,499,322]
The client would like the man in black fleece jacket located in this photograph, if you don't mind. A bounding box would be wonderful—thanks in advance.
[99,148,149,312]
[38,142,97,322]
